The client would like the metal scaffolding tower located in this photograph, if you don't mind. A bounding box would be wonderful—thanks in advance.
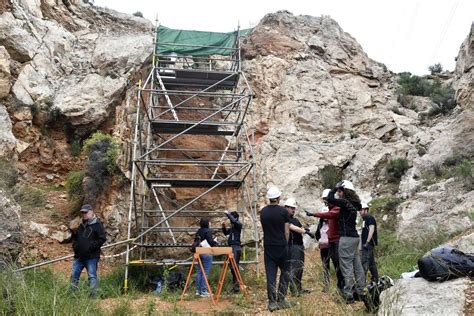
[124,25,258,291]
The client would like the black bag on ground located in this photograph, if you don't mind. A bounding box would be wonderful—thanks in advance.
[418,245,474,282]
[167,271,184,291]
[364,275,394,312]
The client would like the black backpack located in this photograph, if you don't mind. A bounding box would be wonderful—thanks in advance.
[418,245,474,282]
[364,275,394,312]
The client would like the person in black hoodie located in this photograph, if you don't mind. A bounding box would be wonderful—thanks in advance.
[70,204,106,298]
[222,210,243,293]
[195,217,217,297]
[326,181,365,304]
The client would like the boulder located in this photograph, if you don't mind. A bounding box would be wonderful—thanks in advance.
[0,46,11,98]
[0,104,17,158]
[54,74,127,126]
[378,277,470,316]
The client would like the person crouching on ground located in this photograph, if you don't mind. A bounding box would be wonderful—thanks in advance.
[359,202,379,282]
[70,204,106,298]
[284,198,313,296]
[306,189,345,293]
[222,210,243,293]
[260,186,294,312]
[326,181,366,304]
[195,217,218,297]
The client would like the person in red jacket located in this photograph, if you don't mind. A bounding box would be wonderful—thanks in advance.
[306,189,345,293]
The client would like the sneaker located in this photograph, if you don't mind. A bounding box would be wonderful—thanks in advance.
[195,291,200,296]
[199,291,210,297]
[268,302,279,312]
[278,300,296,310]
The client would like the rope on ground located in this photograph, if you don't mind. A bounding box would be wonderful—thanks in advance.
[103,245,138,259]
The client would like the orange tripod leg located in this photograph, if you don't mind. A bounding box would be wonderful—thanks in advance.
[230,256,248,297]
[180,256,197,303]
[215,256,230,303]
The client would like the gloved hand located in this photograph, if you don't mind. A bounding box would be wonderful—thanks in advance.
[362,243,369,250]
[305,210,313,217]
[304,228,315,238]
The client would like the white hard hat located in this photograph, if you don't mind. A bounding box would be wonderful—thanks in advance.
[284,198,297,208]
[361,202,369,209]
[336,180,355,191]
[266,186,282,199]
[321,189,331,199]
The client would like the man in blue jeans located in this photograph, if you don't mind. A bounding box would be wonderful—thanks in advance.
[70,204,106,298]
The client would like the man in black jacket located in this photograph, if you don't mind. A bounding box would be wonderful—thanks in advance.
[222,210,243,293]
[260,186,294,312]
[70,204,106,297]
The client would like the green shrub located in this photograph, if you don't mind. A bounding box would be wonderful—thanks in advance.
[0,159,18,190]
[71,138,82,157]
[397,73,456,115]
[428,63,443,75]
[455,159,473,189]
[66,171,85,201]
[83,132,119,174]
[319,164,343,189]
[132,11,143,17]
[386,158,409,183]
[13,186,46,209]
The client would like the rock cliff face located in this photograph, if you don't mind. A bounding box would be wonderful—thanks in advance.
[0,0,153,264]
[0,4,472,268]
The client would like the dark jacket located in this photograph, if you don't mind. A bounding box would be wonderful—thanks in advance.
[326,189,359,238]
[197,227,218,247]
[222,213,242,246]
[314,205,341,242]
[73,216,106,259]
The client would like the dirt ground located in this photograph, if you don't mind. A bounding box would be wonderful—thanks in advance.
[83,250,366,315]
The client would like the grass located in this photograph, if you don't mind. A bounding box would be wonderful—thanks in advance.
[0,268,103,315]
[0,158,18,190]
[12,186,46,210]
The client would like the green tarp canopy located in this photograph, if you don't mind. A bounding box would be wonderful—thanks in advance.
[156,26,251,57]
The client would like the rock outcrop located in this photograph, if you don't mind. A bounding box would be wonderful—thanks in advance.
[2,1,153,129]
[243,11,421,212]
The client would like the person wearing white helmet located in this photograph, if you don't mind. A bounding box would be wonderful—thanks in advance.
[260,186,294,311]
[306,189,345,293]
[359,202,379,282]
[326,180,366,304]
[284,198,313,296]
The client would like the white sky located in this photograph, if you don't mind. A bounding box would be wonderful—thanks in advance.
[93,0,473,75]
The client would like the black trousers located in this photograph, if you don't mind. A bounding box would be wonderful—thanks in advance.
[320,247,331,288]
[229,245,242,290]
[329,241,345,290]
[288,244,305,294]
[264,245,290,303]
[361,244,379,282]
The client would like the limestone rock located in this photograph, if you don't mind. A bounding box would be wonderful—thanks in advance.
[397,181,473,242]
[54,74,127,126]
[0,46,11,98]
[453,23,473,109]
[0,12,39,62]
[378,277,470,316]
[29,221,50,236]
[0,104,17,158]
[0,190,22,266]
